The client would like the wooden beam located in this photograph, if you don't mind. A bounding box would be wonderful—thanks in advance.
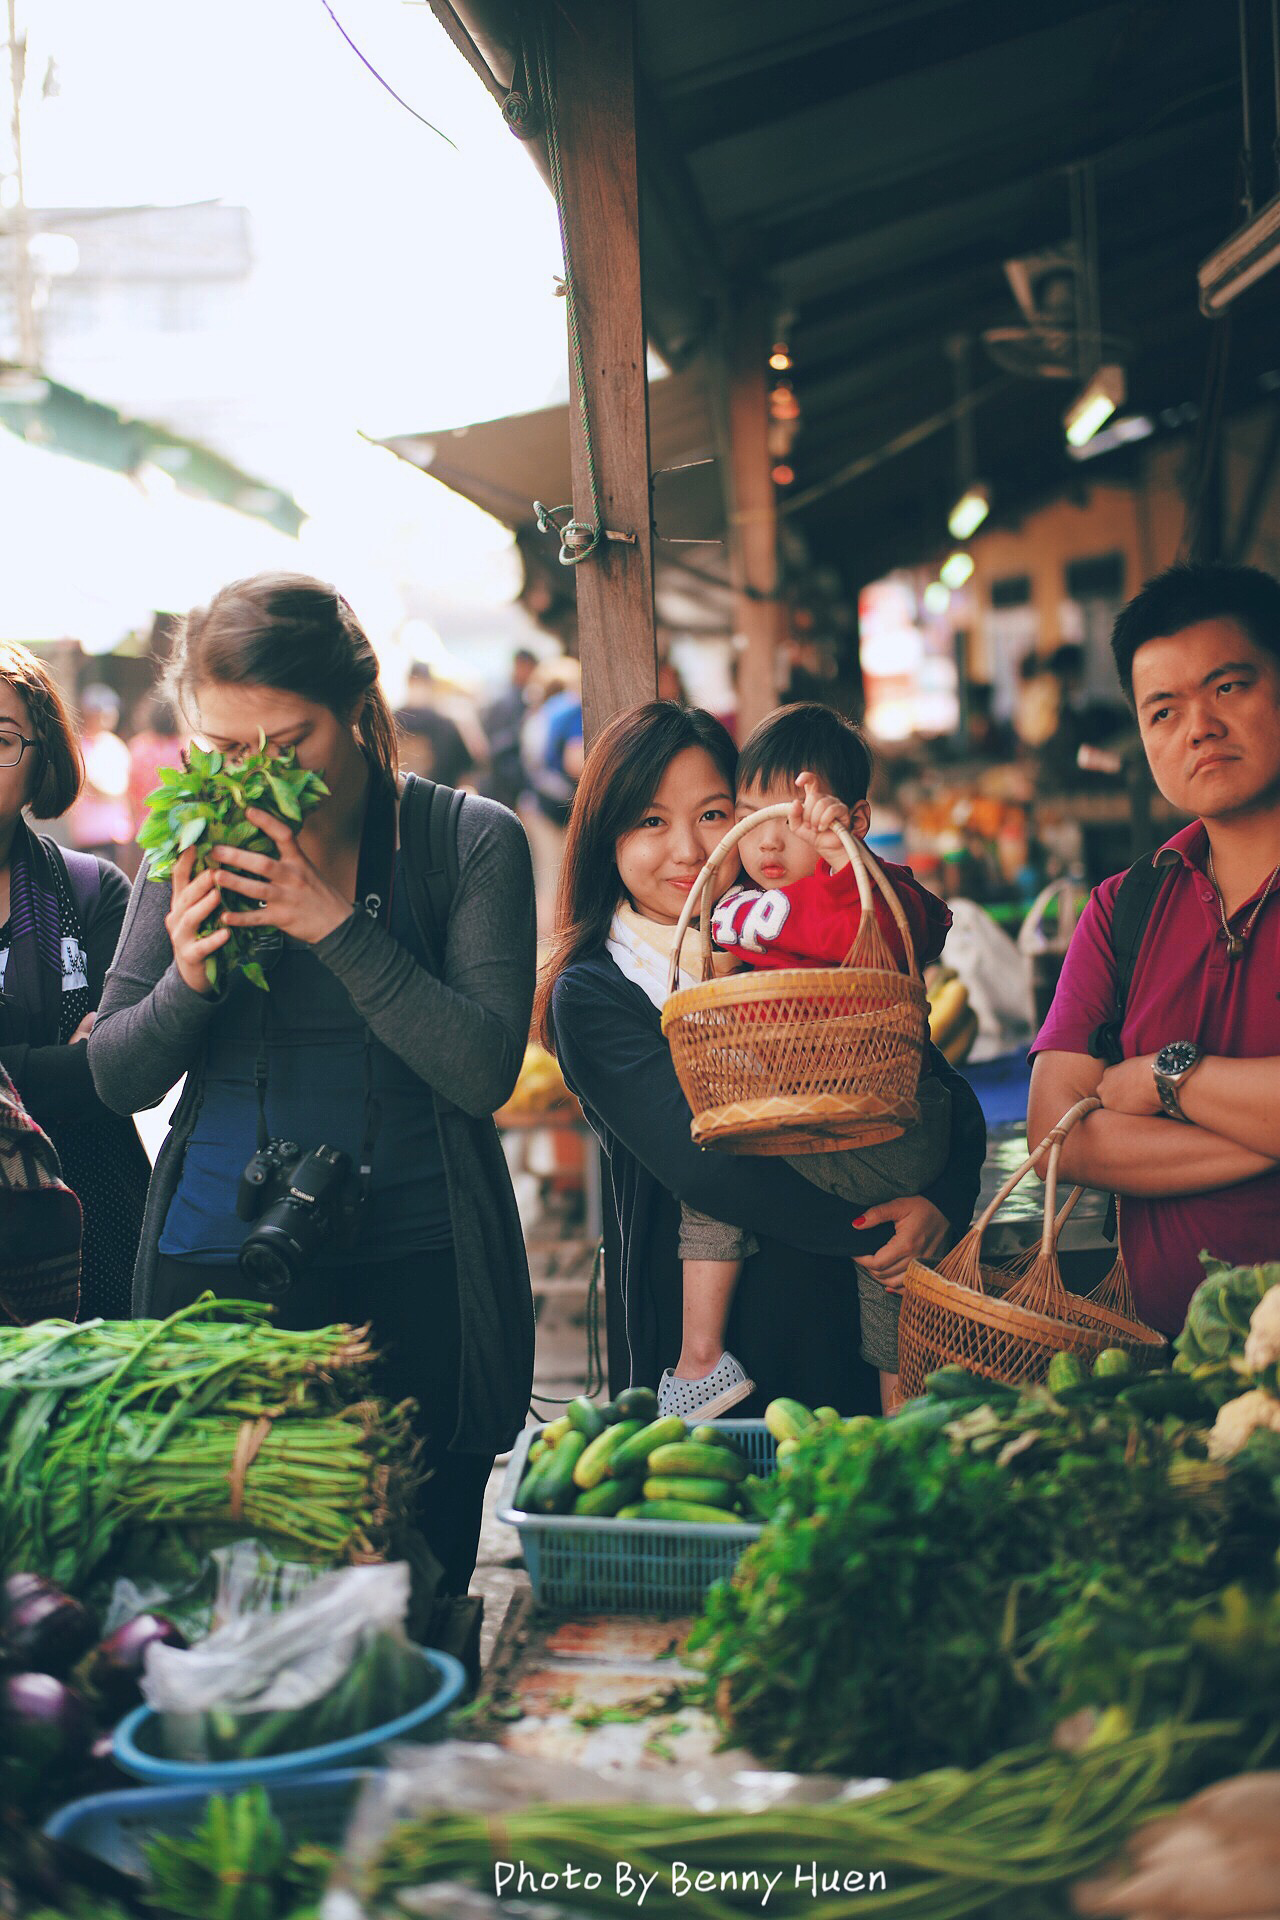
[550,0,657,743]
[725,294,785,735]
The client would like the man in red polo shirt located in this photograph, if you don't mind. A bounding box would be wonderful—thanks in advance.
[1029,563,1280,1338]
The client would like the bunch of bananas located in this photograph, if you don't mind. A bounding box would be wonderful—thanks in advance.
[497,1043,573,1120]
[924,963,978,1064]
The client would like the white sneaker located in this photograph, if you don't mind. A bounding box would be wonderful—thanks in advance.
[657,1351,755,1422]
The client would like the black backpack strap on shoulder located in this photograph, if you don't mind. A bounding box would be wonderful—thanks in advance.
[400,772,464,978]
[1087,851,1174,1064]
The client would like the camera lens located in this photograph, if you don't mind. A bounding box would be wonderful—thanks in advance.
[238,1233,298,1301]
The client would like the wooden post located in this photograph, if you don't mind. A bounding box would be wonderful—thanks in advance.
[726,296,785,734]
[552,0,658,744]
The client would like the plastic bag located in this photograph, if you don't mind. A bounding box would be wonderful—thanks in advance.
[940,898,1035,1061]
[142,1560,434,1763]
[324,1741,891,1920]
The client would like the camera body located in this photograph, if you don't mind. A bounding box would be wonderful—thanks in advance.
[236,1138,363,1299]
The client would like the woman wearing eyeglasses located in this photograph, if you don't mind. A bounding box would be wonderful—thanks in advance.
[0,643,150,1319]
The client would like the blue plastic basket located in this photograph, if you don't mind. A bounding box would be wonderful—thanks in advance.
[496,1418,776,1612]
[112,1645,466,1786]
[44,1769,370,1877]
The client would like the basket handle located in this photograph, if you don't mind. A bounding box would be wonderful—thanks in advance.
[665,802,920,995]
[967,1095,1101,1251]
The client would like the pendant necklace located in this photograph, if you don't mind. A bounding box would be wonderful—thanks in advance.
[1205,848,1280,959]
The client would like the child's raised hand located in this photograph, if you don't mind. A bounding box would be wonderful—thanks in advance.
[789,772,853,869]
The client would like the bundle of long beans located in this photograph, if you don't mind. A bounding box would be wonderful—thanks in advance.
[0,1298,422,1590]
[365,1726,1226,1920]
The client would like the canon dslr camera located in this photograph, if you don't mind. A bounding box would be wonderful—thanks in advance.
[236,1138,363,1299]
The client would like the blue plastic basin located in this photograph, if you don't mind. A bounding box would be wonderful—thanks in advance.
[112,1644,466,1785]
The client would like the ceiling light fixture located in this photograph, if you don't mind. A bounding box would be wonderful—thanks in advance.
[947,483,990,541]
[940,552,975,590]
[1199,192,1280,313]
[771,462,795,486]
[1064,363,1126,448]
[769,342,792,371]
[923,581,951,615]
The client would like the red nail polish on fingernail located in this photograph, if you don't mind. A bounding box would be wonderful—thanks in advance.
[853,1215,867,1226]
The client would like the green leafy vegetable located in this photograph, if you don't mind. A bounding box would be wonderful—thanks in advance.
[1174,1255,1280,1405]
[688,1383,1280,1779]
[138,734,329,991]
[142,1783,335,1920]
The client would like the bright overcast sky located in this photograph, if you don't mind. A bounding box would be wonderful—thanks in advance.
[25,0,568,433]
[7,0,572,669]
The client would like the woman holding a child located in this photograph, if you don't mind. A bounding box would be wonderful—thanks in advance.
[537,701,986,1420]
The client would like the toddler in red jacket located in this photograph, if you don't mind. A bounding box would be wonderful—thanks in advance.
[661,704,953,1421]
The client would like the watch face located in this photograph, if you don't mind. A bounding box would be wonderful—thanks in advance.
[1156,1040,1198,1077]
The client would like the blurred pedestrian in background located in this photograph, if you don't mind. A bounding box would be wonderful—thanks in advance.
[395,662,477,788]
[66,683,132,864]
[128,694,186,836]
[481,646,538,811]
[520,657,583,935]
[0,645,150,1319]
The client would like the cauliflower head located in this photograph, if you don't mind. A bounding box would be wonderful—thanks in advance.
[1243,1285,1280,1377]
[1208,1387,1280,1459]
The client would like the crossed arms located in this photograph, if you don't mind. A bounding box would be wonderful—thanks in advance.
[1027,1049,1279,1195]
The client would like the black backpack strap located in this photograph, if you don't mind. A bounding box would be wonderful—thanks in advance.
[1087,852,1174,1065]
[399,772,464,979]
[51,844,103,932]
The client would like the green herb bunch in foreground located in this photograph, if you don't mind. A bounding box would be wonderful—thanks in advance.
[688,1394,1280,1780]
[138,737,329,991]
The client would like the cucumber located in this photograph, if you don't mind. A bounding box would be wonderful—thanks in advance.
[1047,1351,1086,1394]
[642,1475,736,1507]
[925,1365,991,1401]
[765,1397,813,1443]
[1093,1347,1133,1381]
[691,1424,745,1450]
[533,1430,589,1512]
[515,1458,545,1511]
[572,1418,645,1490]
[776,1437,799,1461]
[574,1477,643,1516]
[616,1385,660,1422]
[648,1441,747,1482]
[567,1395,606,1441]
[610,1414,687,1476]
[625,1499,741,1524]
[598,1401,623,1425]
[1115,1373,1208,1421]
[739,1475,773,1520]
[541,1414,573,1446]
[616,1503,648,1520]
[813,1405,841,1425]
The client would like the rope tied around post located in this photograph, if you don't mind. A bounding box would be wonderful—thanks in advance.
[534,500,599,566]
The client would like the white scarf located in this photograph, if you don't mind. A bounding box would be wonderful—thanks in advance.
[606,902,735,1011]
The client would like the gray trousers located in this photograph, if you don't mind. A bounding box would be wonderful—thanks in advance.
[679,1077,951,1372]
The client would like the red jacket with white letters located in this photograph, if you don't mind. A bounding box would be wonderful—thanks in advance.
[710,858,951,973]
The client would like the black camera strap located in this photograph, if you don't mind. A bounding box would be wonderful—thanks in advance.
[250,766,398,1195]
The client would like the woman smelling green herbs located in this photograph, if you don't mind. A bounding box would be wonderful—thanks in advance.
[88,573,537,1594]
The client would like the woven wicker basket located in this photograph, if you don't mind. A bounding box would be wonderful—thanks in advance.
[897,1096,1166,1396]
[660,804,927,1154]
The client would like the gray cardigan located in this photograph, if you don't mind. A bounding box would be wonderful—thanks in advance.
[88,793,536,1454]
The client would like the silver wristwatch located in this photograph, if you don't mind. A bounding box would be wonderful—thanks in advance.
[1152,1040,1202,1121]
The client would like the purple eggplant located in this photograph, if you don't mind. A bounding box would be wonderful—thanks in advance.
[87,1612,187,1716]
[2,1670,92,1773]
[1,1574,96,1677]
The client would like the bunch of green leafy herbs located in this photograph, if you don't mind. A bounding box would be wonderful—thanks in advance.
[138,738,328,991]
[688,1384,1280,1781]
[1174,1254,1280,1405]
